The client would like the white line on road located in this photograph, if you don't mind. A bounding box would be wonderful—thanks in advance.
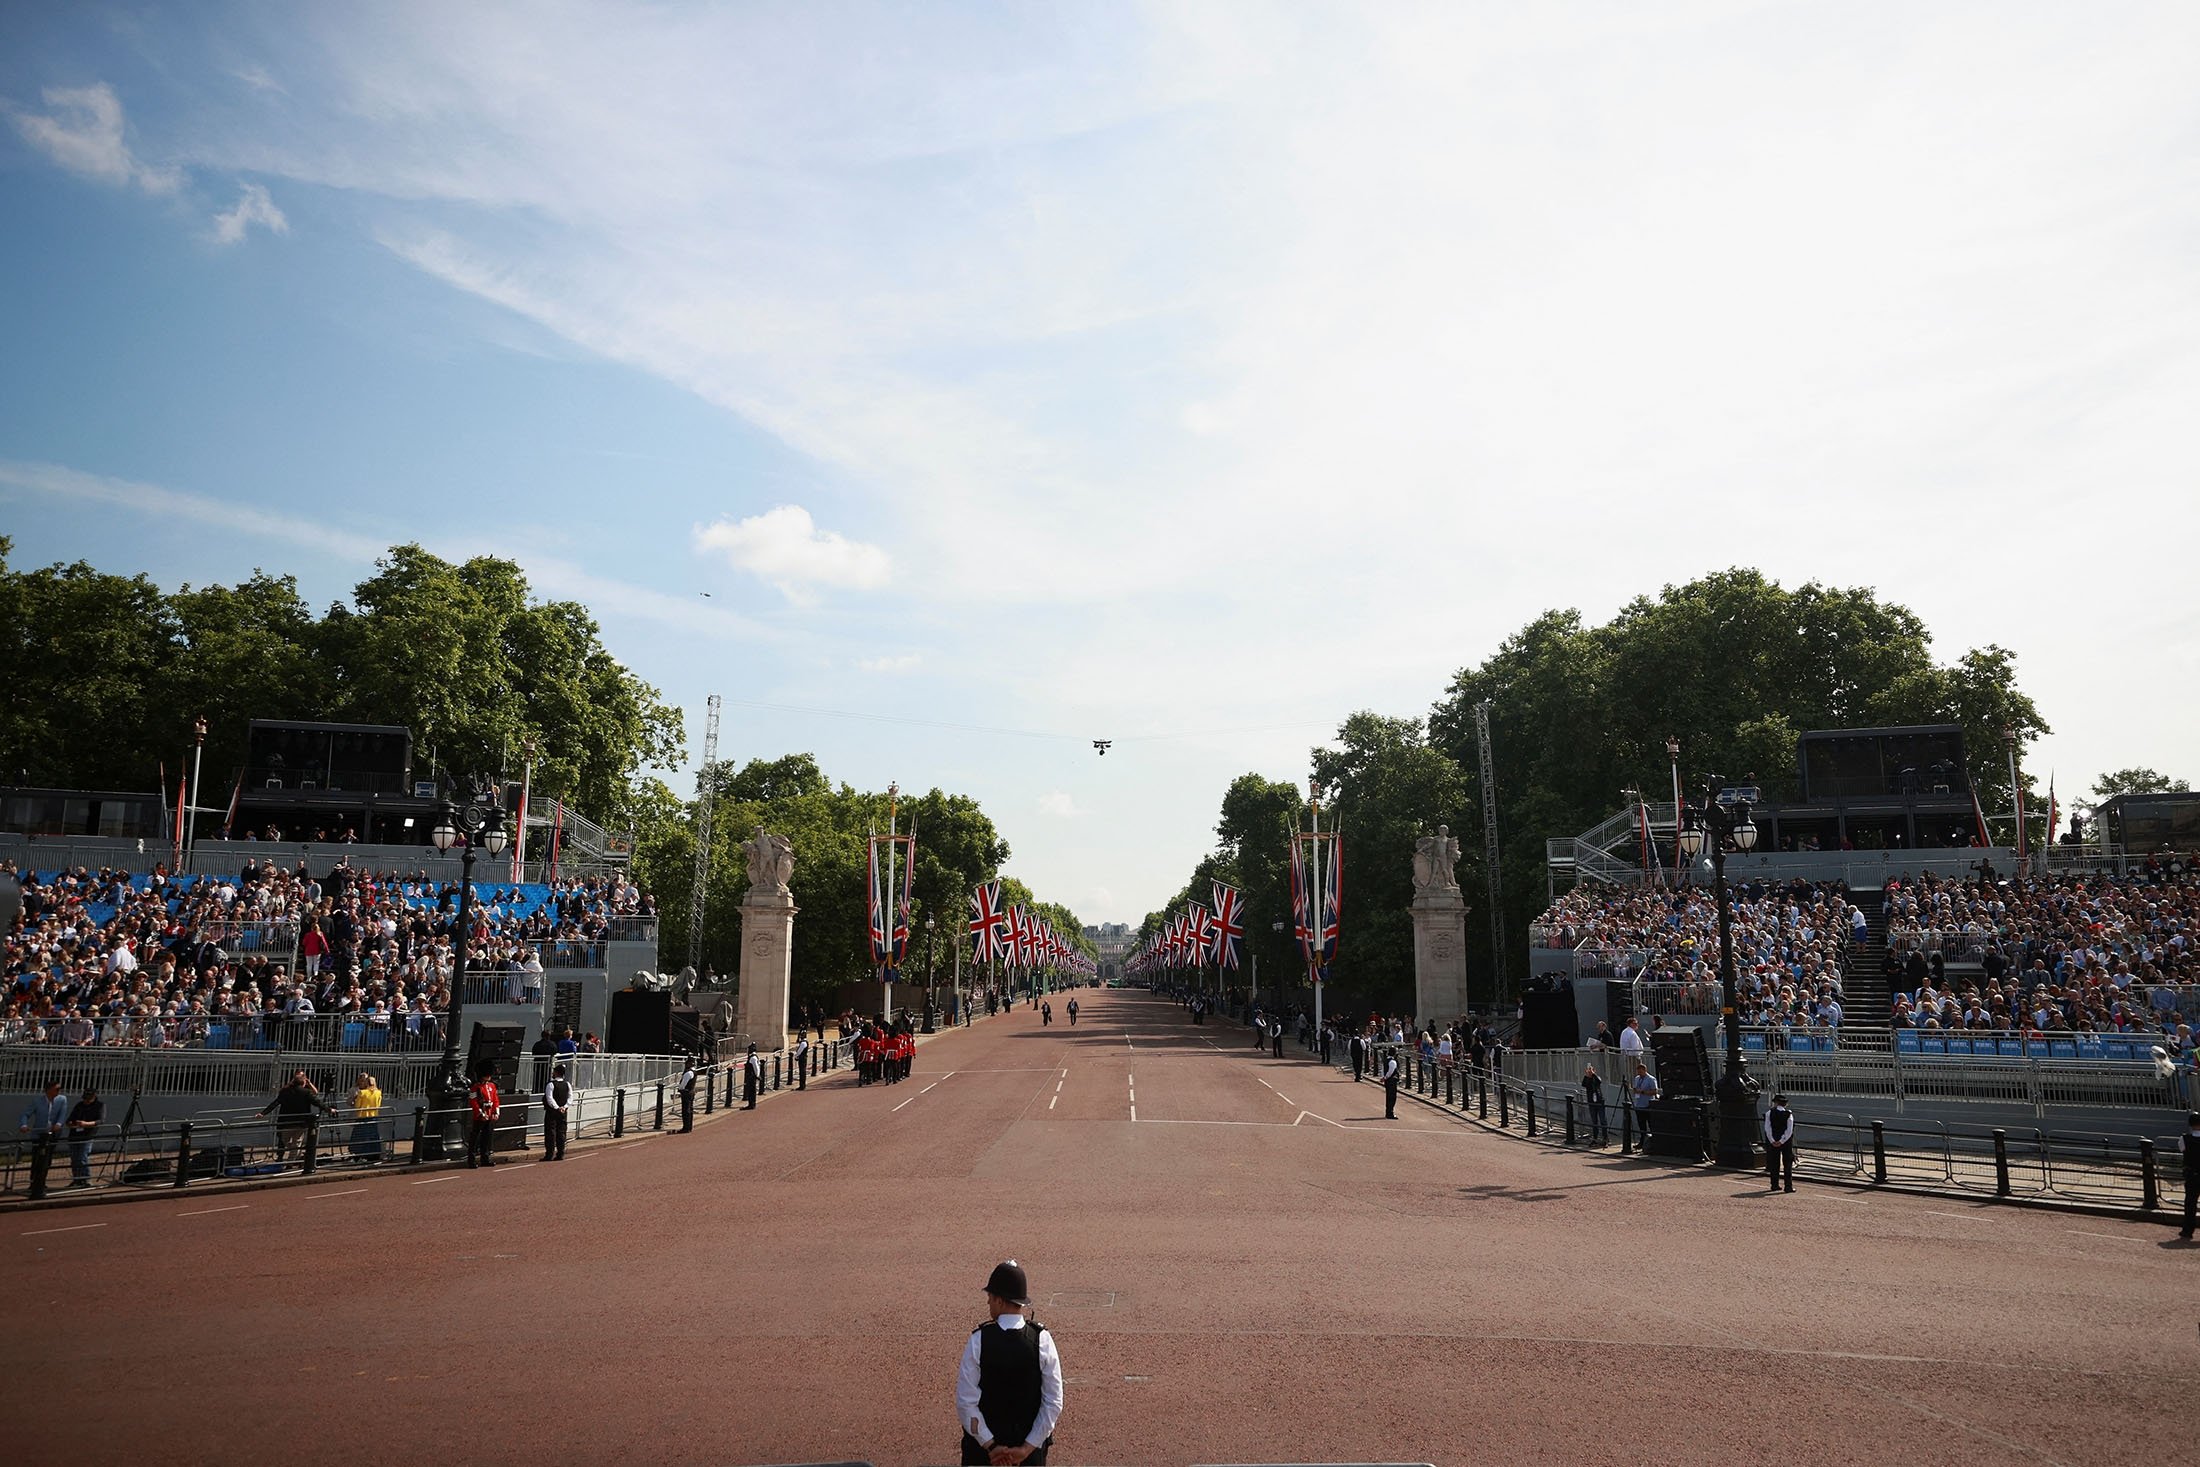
[413,1176,459,1185]
[1922,1210,1980,1222]
[2067,1229,2140,1242]
[1298,1110,1344,1127]
[920,1082,939,1094]
[1049,1096,1058,1110]
[306,1188,367,1200]
[1276,1095,1293,1106]
[893,1096,915,1112]
[22,1222,107,1236]
[1129,1104,1137,1121]
[179,1205,247,1217]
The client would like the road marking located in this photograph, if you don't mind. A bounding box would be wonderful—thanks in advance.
[413,1176,459,1186]
[178,1205,247,1217]
[22,1222,107,1236]
[500,1163,537,1172]
[1297,1110,1344,1127]
[920,1082,939,1094]
[2067,1229,2140,1242]
[1128,1103,1137,1121]
[1256,1077,1274,1090]
[1275,1095,1293,1106]
[892,1096,915,1112]
[305,1188,367,1200]
[1922,1209,1979,1222]
[1049,1096,1058,1110]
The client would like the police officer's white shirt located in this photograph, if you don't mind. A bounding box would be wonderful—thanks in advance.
[1763,1108,1794,1146]
[1381,1053,1399,1081]
[955,1312,1064,1450]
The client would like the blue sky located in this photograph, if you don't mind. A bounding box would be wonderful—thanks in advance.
[5,2,2199,924]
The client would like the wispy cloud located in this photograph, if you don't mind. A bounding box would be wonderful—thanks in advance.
[1038,791,1087,819]
[694,505,889,602]
[858,654,922,674]
[6,82,181,194]
[212,181,288,244]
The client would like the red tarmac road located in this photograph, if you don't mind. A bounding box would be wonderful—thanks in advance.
[4,989,2195,1466]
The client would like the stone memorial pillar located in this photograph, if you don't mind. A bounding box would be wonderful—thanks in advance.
[1411,825,1470,1027]
[734,828,798,1051]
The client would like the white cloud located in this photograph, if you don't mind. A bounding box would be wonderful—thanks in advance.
[212,181,288,244]
[858,654,922,674]
[1038,791,1087,819]
[7,82,181,194]
[694,505,889,601]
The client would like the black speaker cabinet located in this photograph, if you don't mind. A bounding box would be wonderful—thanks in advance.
[608,988,672,1055]
[1519,989,1576,1050]
[1648,1026,1713,1099]
[467,1022,525,1088]
[1642,1098,1711,1159]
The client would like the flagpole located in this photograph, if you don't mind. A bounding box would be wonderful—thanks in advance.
[1309,782,1324,1038]
[883,783,899,1024]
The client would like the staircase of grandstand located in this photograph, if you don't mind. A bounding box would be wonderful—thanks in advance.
[1546,801,1674,890]
[1842,888,1893,1018]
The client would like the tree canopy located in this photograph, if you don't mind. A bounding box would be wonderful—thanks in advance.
[632,752,1092,1009]
[2089,767,2188,799]
[0,537,683,827]
[1148,569,2056,1014]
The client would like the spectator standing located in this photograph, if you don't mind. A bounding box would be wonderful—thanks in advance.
[18,1081,67,1200]
[1619,1018,1646,1066]
[1630,1061,1659,1142]
[1581,1064,1608,1145]
[1763,1091,1796,1193]
[2180,1111,2200,1242]
[258,1071,332,1164]
[541,1063,572,1161]
[348,1073,383,1162]
[65,1086,103,1189]
[955,1260,1064,1466]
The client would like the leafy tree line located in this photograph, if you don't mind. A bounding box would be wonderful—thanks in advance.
[1150,569,2076,1014]
[0,538,683,828]
[632,752,1095,1010]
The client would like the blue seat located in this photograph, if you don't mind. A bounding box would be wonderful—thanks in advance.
[1945,1037,1973,1056]
[2075,1037,2105,1061]
[1742,1032,1766,1052]
[205,1023,229,1050]
[2048,1039,2077,1059]
[1996,1039,2023,1057]
[1896,1031,1922,1054]
[1919,1034,1947,1055]
[364,1027,390,1051]
[341,1022,366,1049]
[2102,1040,2137,1061]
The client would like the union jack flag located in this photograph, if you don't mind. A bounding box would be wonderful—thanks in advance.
[1289,837,1314,969]
[1319,829,1343,968]
[1209,882,1244,970]
[891,825,917,965]
[1011,905,1033,968]
[866,835,892,966]
[1190,903,1214,968]
[968,880,1008,964]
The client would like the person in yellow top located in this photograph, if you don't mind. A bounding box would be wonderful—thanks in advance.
[349,1073,384,1162]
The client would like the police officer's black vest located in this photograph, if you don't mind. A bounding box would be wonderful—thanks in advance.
[974,1319,1047,1448]
[1767,1106,1792,1143]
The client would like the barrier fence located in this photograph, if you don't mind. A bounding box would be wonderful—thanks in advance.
[2,1039,860,1200]
[1305,1029,2184,1216]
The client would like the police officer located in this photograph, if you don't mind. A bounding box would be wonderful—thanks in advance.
[678,1057,697,1133]
[1349,1029,1365,1082]
[541,1063,572,1161]
[793,1033,810,1091]
[956,1260,1064,1466]
[743,1044,764,1110]
[1763,1091,1796,1191]
[2179,1110,2200,1241]
[1380,1045,1400,1119]
[1270,1017,1284,1059]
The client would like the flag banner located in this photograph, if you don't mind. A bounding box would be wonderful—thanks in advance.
[1320,830,1343,967]
[867,835,891,965]
[968,880,1007,965]
[1209,882,1244,970]
[893,824,917,965]
[1970,787,1992,849]
[1289,838,1314,968]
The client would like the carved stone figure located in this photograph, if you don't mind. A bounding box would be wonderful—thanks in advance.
[1413,824,1462,892]
[741,827,795,894]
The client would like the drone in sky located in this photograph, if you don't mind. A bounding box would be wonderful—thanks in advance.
[1093,740,1112,756]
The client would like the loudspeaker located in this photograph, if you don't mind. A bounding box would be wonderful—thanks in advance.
[608,989,672,1055]
[467,1022,525,1088]
[1649,1027,1713,1099]
[1642,1098,1711,1159]
[669,1003,701,1056]
[1520,989,1576,1049]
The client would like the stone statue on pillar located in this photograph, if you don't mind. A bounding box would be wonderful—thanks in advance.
[1410,824,1470,1028]
[735,827,798,1051]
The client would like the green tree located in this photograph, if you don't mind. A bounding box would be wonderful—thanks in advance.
[2088,767,2188,799]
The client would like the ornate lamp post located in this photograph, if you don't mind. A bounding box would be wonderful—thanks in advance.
[922,916,937,1033]
[1676,780,1761,1168]
[427,788,509,1153]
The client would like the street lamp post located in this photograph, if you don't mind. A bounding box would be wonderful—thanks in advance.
[427,789,509,1155]
[186,716,208,868]
[1675,779,1761,1168]
[1665,735,1682,886]
[922,916,937,1033]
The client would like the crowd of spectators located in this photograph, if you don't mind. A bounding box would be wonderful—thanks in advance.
[2,858,656,1048]
[1884,868,2196,1049]
[1536,879,1855,1029]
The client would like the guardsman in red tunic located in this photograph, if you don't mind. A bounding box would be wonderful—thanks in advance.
[466,1063,501,1168]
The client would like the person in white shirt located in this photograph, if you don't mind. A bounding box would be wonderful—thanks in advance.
[1618,1019,1646,1062]
[956,1260,1064,1465]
